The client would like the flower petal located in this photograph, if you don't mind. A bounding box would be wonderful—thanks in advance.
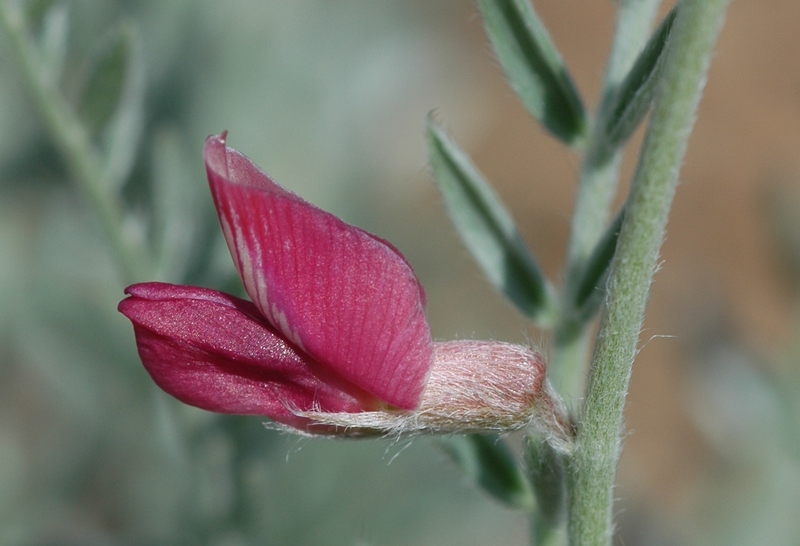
[204,134,432,409]
[118,282,365,429]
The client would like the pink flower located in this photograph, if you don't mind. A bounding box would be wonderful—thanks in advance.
[120,133,564,438]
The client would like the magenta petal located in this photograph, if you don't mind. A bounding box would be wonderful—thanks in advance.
[118,282,364,429]
[204,134,432,409]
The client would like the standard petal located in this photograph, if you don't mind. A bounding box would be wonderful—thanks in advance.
[204,134,432,410]
[118,282,366,429]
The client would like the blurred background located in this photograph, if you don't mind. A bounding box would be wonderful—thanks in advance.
[1,0,799,544]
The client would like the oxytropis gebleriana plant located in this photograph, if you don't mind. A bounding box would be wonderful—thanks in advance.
[119,132,570,444]
[2,0,732,543]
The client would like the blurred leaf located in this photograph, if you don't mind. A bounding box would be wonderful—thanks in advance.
[688,345,783,462]
[440,434,534,510]
[150,128,208,282]
[763,179,800,459]
[146,129,232,288]
[768,366,800,463]
[572,206,625,318]
[78,24,133,135]
[427,119,556,322]
[76,20,147,185]
[0,197,35,337]
[764,181,800,285]
[37,2,68,86]
[102,23,146,190]
[0,135,67,188]
[526,439,566,538]
[182,214,234,289]
[602,8,677,151]
[23,0,58,28]
[477,0,587,146]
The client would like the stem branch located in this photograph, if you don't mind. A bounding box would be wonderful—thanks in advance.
[552,0,661,403]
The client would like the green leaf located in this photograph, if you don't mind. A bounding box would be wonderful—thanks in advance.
[149,128,208,282]
[770,367,800,464]
[526,439,567,535]
[572,206,625,318]
[477,0,587,146]
[37,2,68,85]
[427,119,556,322]
[102,23,145,190]
[24,0,59,27]
[78,24,135,136]
[440,434,533,510]
[603,8,677,150]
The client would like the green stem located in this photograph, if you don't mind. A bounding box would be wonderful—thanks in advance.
[0,3,151,283]
[551,0,662,403]
[566,1,730,544]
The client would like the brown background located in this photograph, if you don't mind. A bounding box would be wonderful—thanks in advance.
[404,0,800,532]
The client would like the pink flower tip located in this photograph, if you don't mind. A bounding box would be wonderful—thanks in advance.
[119,133,434,432]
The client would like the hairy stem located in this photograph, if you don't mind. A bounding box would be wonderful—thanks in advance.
[566,1,730,544]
